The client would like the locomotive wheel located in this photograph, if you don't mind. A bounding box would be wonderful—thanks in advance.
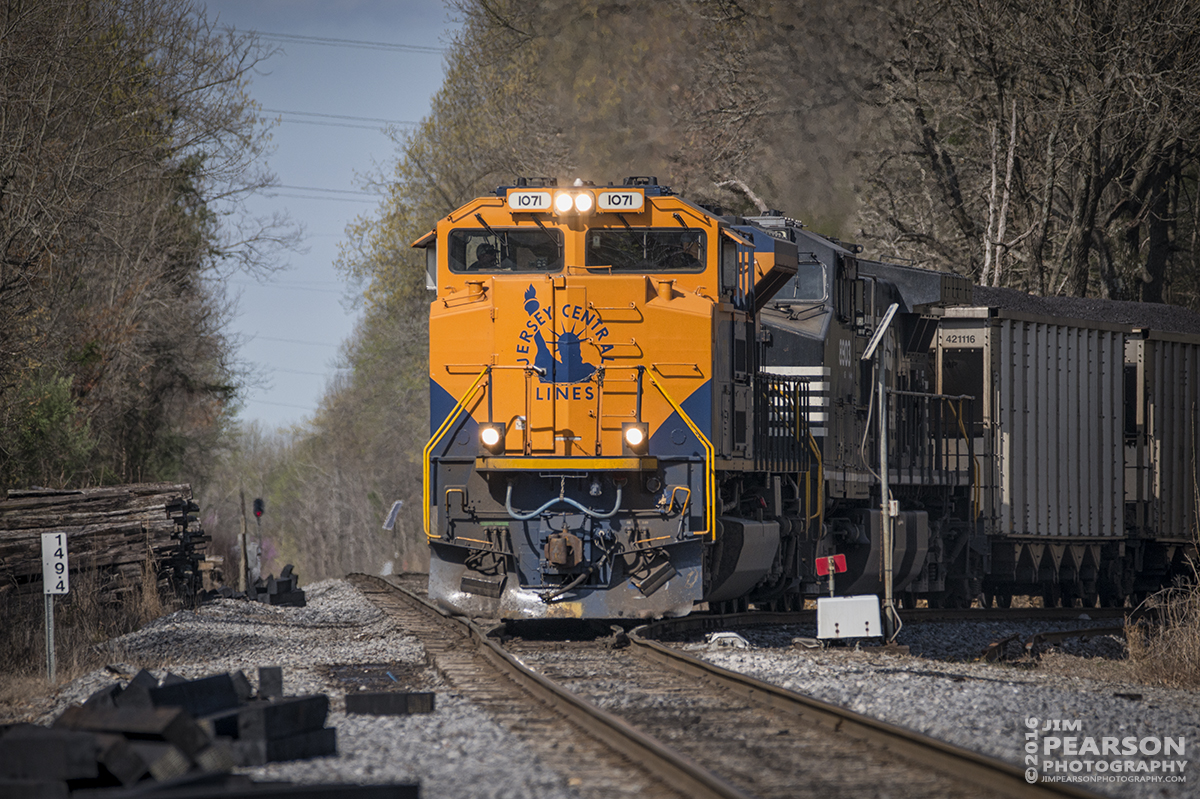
[931,589,969,609]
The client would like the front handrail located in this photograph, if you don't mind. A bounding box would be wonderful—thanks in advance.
[644,370,715,541]
[423,367,491,540]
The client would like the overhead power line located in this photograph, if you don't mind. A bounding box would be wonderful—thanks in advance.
[251,30,445,54]
[250,335,342,349]
[275,119,383,131]
[271,366,349,377]
[230,280,349,295]
[263,108,420,127]
[266,184,374,196]
[260,192,377,203]
[249,399,317,411]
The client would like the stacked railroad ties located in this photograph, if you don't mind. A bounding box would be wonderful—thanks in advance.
[0,484,212,601]
[0,483,306,607]
[0,666,431,796]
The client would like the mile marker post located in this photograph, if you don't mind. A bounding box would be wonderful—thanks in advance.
[41,532,69,682]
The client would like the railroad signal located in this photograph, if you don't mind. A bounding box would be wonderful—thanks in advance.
[815,554,846,576]
[816,554,847,599]
[253,498,264,518]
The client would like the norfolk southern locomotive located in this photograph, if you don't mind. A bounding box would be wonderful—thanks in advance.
[414,177,1198,618]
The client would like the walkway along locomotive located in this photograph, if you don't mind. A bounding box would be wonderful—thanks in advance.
[415,177,1199,618]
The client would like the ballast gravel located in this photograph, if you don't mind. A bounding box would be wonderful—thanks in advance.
[9,580,1197,799]
[17,580,580,799]
[685,618,1199,799]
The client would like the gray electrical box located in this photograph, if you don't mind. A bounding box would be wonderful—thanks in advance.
[817,595,882,639]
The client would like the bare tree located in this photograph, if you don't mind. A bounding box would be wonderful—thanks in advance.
[856,0,1200,302]
[0,0,295,489]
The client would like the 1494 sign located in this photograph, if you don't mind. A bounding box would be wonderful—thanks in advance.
[41,532,69,594]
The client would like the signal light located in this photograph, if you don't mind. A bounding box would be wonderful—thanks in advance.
[479,423,506,455]
[253,498,264,518]
[622,422,649,455]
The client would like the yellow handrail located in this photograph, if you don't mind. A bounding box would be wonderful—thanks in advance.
[807,432,824,531]
[423,368,490,540]
[645,370,716,541]
[946,398,981,522]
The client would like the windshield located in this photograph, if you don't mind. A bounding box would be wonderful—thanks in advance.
[787,259,827,301]
[449,228,562,273]
[585,229,705,272]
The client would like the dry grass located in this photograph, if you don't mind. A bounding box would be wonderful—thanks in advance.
[1124,583,1200,688]
[0,557,176,690]
[1037,651,1138,684]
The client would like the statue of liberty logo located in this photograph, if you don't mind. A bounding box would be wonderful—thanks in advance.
[524,285,597,384]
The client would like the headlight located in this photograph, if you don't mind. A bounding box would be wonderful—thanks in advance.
[552,191,594,215]
[479,423,506,454]
[622,422,649,455]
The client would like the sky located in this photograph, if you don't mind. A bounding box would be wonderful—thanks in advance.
[201,0,458,431]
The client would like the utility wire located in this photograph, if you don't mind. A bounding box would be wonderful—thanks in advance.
[248,399,318,411]
[230,280,349,295]
[250,30,445,54]
[263,108,420,127]
[259,192,377,203]
[265,184,374,196]
[270,366,349,377]
[271,119,392,131]
[249,335,342,349]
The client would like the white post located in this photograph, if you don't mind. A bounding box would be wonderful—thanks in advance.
[862,303,900,643]
[45,593,55,683]
[879,354,895,641]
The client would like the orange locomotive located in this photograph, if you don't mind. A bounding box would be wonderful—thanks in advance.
[415,177,806,618]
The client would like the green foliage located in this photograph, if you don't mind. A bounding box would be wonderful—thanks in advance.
[0,0,287,492]
[0,371,96,488]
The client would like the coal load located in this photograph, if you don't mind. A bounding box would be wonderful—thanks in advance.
[972,285,1200,334]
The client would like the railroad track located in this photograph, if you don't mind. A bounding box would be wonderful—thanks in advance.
[350,574,1100,799]
[348,573,705,799]
[632,606,1136,635]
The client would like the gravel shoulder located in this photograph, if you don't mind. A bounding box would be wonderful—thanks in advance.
[681,619,1199,799]
[1,579,581,799]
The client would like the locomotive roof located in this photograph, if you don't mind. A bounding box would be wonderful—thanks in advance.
[971,285,1200,336]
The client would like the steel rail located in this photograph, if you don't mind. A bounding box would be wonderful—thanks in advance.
[642,605,1136,634]
[627,626,1102,799]
[373,576,755,799]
